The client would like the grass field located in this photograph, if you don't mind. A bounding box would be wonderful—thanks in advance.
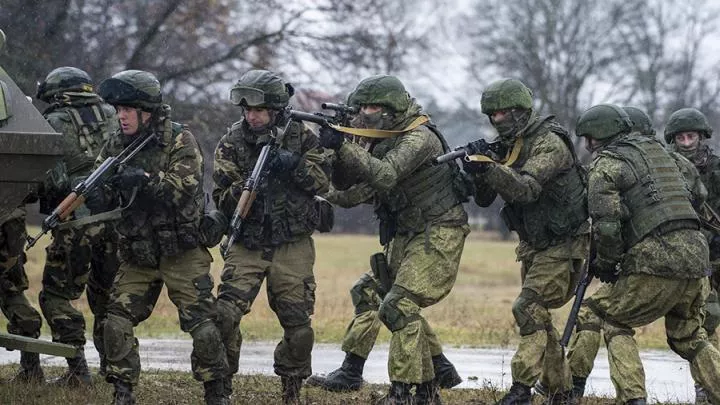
[3,230,670,349]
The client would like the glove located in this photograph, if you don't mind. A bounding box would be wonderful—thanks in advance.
[269,148,301,174]
[84,186,110,213]
[111,166,150,190]
[464,139,489,156]
[463,161,492,175]
[319,126,344,151]
[592,256,620,283]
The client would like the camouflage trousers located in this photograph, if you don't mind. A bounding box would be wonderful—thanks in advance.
[0,212,42,339]
[104,246,227,384]
[512,236,588,393]
[584,274,720,404]
[39,222,118,362]
[216,236,316,379]
[343,225,468,384]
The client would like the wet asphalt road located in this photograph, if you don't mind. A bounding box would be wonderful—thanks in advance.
[0,339,696,403]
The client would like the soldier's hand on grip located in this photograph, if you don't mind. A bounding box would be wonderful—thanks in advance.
[592,256,619,283]
[111,166,149,190]
[269,148,301,174]
[319,127,344,151]
[463,161,492,175]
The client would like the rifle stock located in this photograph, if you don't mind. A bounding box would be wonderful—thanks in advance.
[560,234,596,347]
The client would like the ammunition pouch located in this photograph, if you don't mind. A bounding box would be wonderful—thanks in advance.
[314,196,334,233]
[500,204,526,240]
[199,210,228,248]
[120,238,159,268]
[370,252,391,297]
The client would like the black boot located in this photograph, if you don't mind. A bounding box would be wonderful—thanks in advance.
[375,381,415,405]
[625,399,647,405]
[112,380,136,405]
[11,352,44,383]
[49,348,92,387]
[306,352,365,392]
[432,353,462,389]
[495,382,532,405]
[416,381,442,405]
[204,379,229,405]
[223,375,233,400]
[571,376,586,399]
[695,384,711,404]
[546,390,577,405]
[281,376,303,404]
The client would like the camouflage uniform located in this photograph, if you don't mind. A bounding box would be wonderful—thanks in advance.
[96,70,228,405]
[469,79,588,403]
[0,207,44,380]
[317,75,470,404]
[563,107,709,399]
[575,104,720,404]
[212,70,331,403]
[36,67,120,382]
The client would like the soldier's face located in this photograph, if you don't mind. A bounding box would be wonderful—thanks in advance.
[490,110,511,124]
[674,131,701,150]
[116,106,151,136]
[244,107,272,129]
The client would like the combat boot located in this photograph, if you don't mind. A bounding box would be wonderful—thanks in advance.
[695,384,711,404]
[11,351,44,383]
[571,376,586,399]
[546,390,577,405]
[281,376,303,404]
[374,381,415,405]
[495,382,532,405]
[223,375,233,400]
[305,352,365,391]
[112,380,136,405]
[203,379,229,405]
[432,353,462,389]
[48,348,92,387]
[416,380,442,405]
[624,399,647,405]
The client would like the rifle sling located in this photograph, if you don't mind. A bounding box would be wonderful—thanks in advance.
[466,137,523,166]
[330,116,429,138]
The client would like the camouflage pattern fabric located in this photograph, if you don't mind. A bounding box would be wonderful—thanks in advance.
[103,247,225,384]
[217,237,317,378]
[0,208,42,339]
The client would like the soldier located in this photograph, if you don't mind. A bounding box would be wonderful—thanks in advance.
[95,70,228,405]
[465,78,589,404]
[212,70,332,404]
[574,103,720,404]
[316,75,470,404]
[664,107,720,403]
[541,106,708,400]
[0,207,44,382]
[35,66,120,385]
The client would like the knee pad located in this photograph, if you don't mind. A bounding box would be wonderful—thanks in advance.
[378,288,420,332]
[285,324,314,361]
[350,273,380,315]
[275,300,311,329]
[215,298,243,342]
[512,289,548,336]
[190,321,225,364]
[104,313,136,362]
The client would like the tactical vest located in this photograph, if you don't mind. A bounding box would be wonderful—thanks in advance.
[600,135,699,247]
[501,118,588,249]
[371,124,467,238]
[699,153,720,213]
[225,119,319,249]
[113,119,204,266]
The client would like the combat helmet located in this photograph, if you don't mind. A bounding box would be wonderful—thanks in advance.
[623,106,655,137]
[230,70,293,109]
[575,104,632,141]
[663,108,713,143]
[36,67,93,103]
[96,70,162,112]
[481,79,534,115]
[347,75,411,113]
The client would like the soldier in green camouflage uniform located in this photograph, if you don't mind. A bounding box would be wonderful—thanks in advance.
[0,207,44,382]
[316,75,470,405]
[552,106,707,400]
[35,66,120,386]
[664,107,720,403]
[574,103,720,405]
[95,70,228,405]
[464,79,589,405]
[212,70,331,404]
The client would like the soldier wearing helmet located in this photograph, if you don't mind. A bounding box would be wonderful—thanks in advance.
[212,69,332,404]
[35,66,120,387]
[573,103,720,404]
[314,75,470,404]
[95,70,228,405]
[462,79,589,404]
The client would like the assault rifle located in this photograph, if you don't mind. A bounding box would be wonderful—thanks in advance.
[435,138,499,164]
[25,133,156,249]
[321,102,358,126]
[560,234,597,347]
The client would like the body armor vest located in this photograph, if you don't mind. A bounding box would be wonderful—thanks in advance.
[502,118,588,249]
[601,135,699,247]
[226,119,319,249]
[372,125,467,238]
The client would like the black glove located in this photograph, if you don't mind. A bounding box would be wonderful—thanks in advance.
[465,139,490,156]
[84,186,111,213]
[111,166,150,190]
[592,256,620,283]
[463,161,492,175]
[269,148,301,174]
[319,126,344,151]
